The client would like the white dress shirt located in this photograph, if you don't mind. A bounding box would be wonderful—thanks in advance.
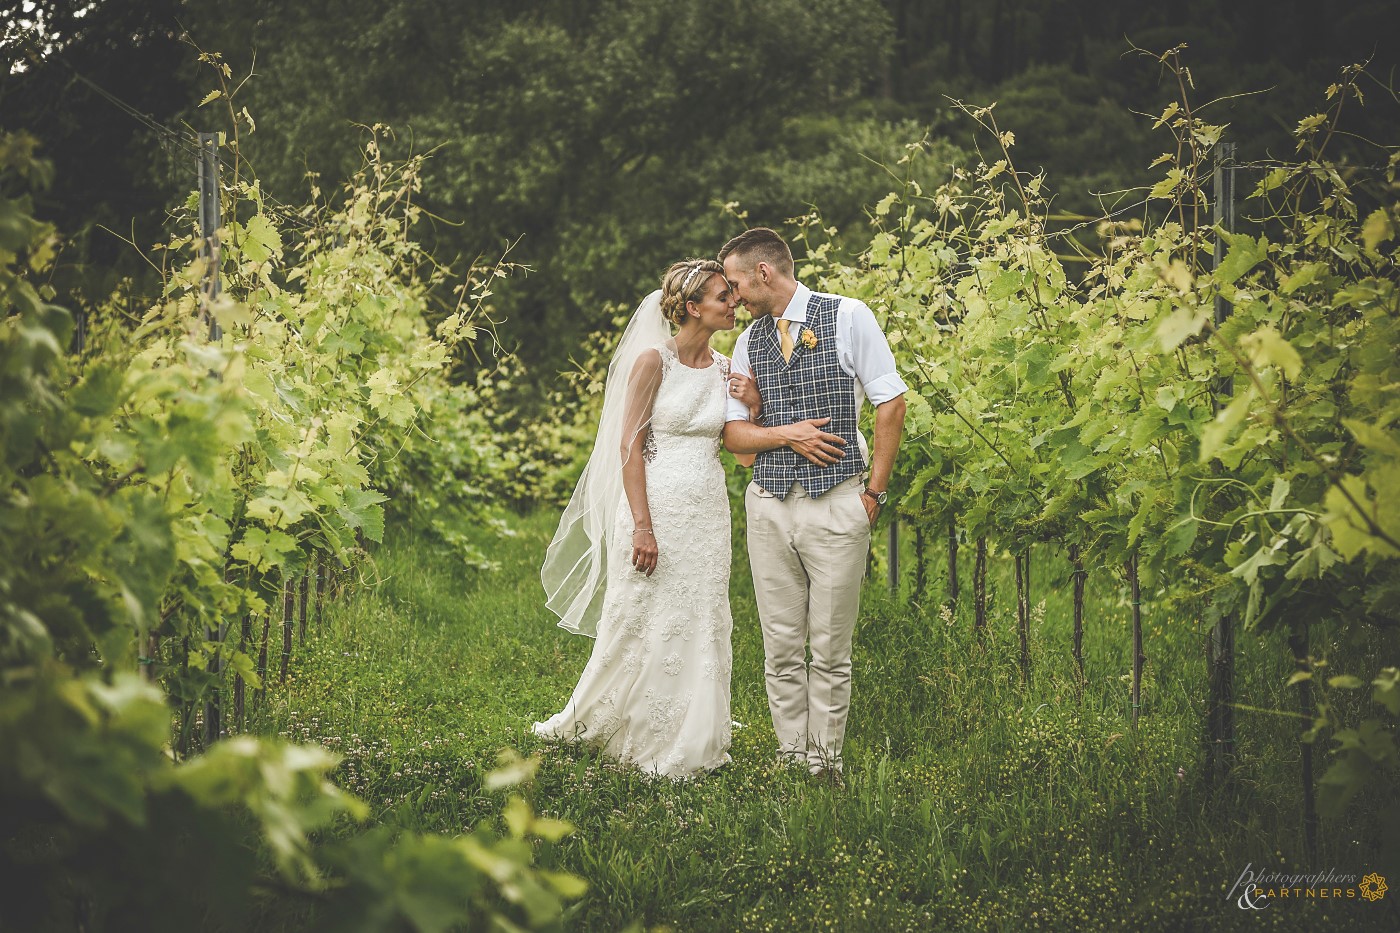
[725,283,909,444]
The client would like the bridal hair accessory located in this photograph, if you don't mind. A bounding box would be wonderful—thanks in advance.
[678,262,705,297]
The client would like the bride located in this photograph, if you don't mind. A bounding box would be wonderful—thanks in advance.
[534,259,759,780]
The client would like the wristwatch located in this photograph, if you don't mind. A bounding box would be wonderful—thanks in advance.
[862,488,888,506]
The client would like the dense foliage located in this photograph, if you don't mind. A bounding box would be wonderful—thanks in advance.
[800,54,1399,869]
[10,0,1394,390]
[0,123,583,929]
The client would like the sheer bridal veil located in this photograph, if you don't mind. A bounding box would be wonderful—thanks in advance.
[541,290,672,637]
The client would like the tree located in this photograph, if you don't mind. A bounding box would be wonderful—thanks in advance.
[0,0,190,299]
[183,0,896,372]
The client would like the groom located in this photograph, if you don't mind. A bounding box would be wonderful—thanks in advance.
[719,227,907,784]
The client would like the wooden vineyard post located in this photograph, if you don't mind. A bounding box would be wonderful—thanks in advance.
[196,131,222,341]
[196,135,224,748]
[912,490,930,600]
[202,560,232,747]
[255,614,270,705]
[1206,140,1238,787]
[1289,619,1319,867]
[234,613,251,729]
[1070,544,1086,684]
[887,518,900,596]
[913,520,927,599]
[1129,552,1145,728]
[1015,551,1031,685]
[140,633,159,682]
[315,553,327,630]
[946,514,959,613]
[71,306,86,354]
[1025,547,1032,615]
[298,572,309,644]
[178,636,191,760]
[281,577,294,683]
[973,537,988,638]
[1206,601,1236,783]
[202,621,225,747]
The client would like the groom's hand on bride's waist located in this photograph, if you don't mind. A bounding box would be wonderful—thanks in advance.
[780,417,846,467]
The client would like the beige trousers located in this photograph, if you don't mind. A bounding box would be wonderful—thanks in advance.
[745,474,870,773]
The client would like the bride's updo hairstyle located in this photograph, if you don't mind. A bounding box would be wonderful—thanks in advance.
[659,259,724,327]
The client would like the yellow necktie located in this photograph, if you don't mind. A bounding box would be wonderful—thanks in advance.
[777,318,794,363]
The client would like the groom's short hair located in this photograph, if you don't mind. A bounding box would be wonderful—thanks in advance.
[718,227,794,278]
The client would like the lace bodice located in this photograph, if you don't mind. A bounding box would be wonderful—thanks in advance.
[642,343,729,465]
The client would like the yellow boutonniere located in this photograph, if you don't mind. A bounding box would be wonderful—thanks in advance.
[799,328,818,350]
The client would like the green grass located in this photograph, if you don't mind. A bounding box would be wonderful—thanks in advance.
[250,499,1399,932]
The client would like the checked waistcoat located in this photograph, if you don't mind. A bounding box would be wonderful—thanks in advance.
[750,292,865,499]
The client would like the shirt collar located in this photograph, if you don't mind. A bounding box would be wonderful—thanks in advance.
[776,282,811,325]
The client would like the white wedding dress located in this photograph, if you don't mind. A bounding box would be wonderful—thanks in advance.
[533,343,734,780]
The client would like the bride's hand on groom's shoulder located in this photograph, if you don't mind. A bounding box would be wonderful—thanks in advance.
[782,418,847,467]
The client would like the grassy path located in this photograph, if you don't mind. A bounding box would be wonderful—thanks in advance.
[254,503,1394,932]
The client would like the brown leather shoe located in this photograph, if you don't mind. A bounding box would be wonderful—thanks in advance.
[811,766,845,789]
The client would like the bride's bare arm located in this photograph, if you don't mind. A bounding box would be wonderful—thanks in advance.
[620,349,663,575]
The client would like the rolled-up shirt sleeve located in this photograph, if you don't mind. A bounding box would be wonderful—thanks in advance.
[840,298,908,405]
[724,328,755,422]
